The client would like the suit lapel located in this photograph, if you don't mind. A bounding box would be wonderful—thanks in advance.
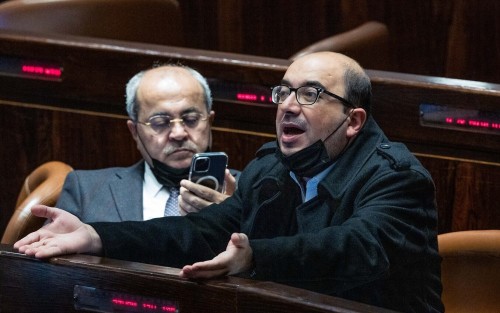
[109,161,144,221]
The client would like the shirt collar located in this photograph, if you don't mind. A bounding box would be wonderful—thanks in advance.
[144,162,164,196]
[290,162,336,202]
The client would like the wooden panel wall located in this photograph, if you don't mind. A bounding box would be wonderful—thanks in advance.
[0,32,498,237]
[1,1,498,81]
[179,0,500,84]
[0,31,286,234]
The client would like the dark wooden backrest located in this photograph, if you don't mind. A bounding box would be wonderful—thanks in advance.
[0,0,184,46]
[0,244,397,312]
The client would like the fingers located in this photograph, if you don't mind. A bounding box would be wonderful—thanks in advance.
[181,179,218,202]
[31,204,56,219]
[16,232,61,258]
[180,267,227,279]
[13,205,59,250]
[180,233,253,280]
[230,233,249,247]
[179,260,229,279]
[31,246,65,259]
[14,230,44,250]
[178,190,199,216]
[178,175,233,215]
[223,170,236,196]
[23,235,78,259]
[179,185,210,215]
[179,180,220,211]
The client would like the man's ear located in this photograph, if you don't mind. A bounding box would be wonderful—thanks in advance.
[208,110,215,125]
[127,120,138,140]
[346,108,367,138]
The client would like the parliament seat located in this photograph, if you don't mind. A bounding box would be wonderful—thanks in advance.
[0,0,184,46]
[1,161,73,245]
[438,230,500,313]
[290,21,390,70]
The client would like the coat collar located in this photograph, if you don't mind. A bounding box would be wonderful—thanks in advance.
[318,117,387,199]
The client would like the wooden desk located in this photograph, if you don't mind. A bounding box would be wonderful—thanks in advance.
[0,244,397,313]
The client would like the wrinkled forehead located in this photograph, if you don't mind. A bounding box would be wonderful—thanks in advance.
[283,54,348,91]
[138,68,205,106]
[141,68,201,93]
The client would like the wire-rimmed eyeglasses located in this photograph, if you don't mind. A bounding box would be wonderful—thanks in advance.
[270,85,354,107]
[136,112,208,134]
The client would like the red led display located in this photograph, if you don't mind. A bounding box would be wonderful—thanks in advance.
[112,298,138,307]
[420,103,500,135]
[143,303,157,309]
[235,92,274,104]
[444,117,497,130]
[74,285,180,313]
[0,56,63,81]
[162,306,177,312]
[236,93,258,101]
[21,64,62,78]
[111,297,177,312]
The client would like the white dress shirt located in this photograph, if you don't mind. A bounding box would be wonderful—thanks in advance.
[142,163,173,220]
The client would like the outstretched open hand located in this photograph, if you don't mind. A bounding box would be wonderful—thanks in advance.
[179,233,253,279]
[14,204,102,258]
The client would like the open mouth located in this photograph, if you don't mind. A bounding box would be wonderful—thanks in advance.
[283,125,305,135]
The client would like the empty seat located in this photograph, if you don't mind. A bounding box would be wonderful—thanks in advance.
[1,161,73,245]
[290,21,390,70]
[438,230,500,313]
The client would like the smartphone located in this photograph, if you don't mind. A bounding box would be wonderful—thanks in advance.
[188,152,228,192]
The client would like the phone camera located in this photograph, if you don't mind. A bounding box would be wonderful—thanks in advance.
[194,157,210,172]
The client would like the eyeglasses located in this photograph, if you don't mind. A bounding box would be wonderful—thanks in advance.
[270,85,354,107]
[136,113,208,134]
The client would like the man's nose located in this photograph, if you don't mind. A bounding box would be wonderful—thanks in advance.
[279,92,301,113]
[168,121,188,139]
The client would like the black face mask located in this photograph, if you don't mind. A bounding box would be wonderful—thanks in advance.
[276,139,334,178]
[150,158,189,188]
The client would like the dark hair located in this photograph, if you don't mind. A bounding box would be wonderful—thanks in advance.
[343,67,372,116]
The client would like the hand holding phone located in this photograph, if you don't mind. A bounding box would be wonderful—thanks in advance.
[188,152,228,193]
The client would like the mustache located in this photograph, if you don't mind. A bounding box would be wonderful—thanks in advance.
[279,115,307,129]
[162,141,198,156]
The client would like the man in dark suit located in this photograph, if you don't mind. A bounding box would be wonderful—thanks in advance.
[56,64,237,221]
[16,52,443,312]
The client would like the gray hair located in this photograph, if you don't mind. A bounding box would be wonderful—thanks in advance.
[125,64,213,121]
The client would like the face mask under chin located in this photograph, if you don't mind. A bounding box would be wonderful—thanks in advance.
[276,139,334,178]
[150,158,190,188]
[147,145,212,188]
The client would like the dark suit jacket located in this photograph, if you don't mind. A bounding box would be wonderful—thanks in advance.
[57,161,241,222]
[56,161,146,222]
[91,117,444,312]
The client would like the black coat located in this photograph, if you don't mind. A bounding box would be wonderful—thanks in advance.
[92,116,444,312]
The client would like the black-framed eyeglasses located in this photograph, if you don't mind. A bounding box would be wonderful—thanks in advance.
[136,112,208,134]
[270,85,354,107]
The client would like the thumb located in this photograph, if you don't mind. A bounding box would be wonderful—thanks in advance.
[230,233,248,247]
[223,170,236,195]
[31,204,58,219]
